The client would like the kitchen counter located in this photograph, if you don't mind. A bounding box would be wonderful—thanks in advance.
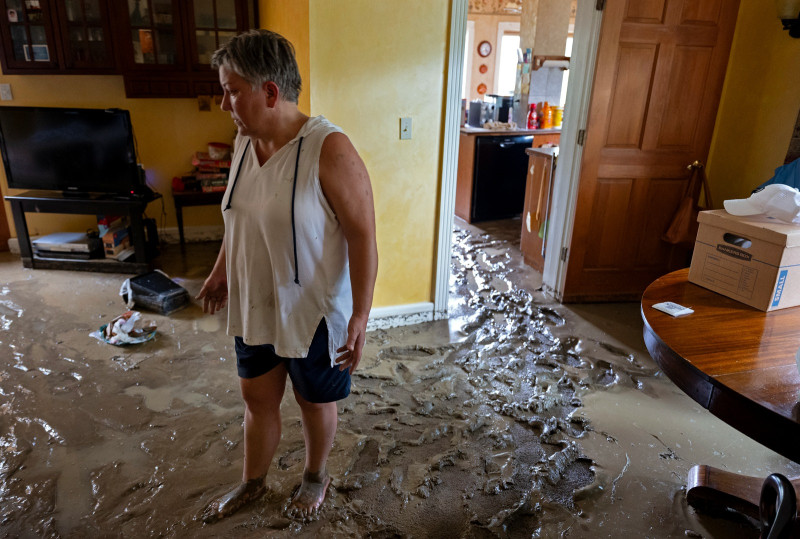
[456,129,561,224]
[461,127,562,136]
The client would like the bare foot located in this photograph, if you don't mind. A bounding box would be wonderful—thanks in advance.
[200,477,266,523]
[287,469,331,518]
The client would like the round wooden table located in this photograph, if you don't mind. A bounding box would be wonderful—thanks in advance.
[642,268,800,518]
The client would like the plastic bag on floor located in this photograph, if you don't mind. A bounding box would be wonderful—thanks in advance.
[119,270,190,315]
[90,310,157,346]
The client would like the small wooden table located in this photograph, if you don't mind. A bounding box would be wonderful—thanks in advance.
[642,268,800,518]
[172,190,224,245]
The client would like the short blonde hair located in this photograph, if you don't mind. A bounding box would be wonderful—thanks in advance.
[212,30,302,104]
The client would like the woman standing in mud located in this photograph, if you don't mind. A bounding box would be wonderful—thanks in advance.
[196,29,377,522]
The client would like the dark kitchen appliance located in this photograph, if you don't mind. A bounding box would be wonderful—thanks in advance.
[467,101,483,127]
[486,94,514,123]
[471,134,533,222]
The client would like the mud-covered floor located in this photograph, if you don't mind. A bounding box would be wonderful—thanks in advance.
[1,218,799,538]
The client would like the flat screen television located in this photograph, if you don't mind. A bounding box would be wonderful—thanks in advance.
[0,106,144,197]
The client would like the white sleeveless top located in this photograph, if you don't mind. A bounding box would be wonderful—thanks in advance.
[221,116,352,365]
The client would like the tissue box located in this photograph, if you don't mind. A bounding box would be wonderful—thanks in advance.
[688,209,800,311]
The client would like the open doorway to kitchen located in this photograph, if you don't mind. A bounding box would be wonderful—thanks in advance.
[452,0,576,281]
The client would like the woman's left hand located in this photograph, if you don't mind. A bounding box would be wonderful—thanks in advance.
[335,313,369,374]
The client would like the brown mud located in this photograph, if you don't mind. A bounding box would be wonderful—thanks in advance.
[1,220,798,538]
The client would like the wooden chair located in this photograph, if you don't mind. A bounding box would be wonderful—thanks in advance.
[686,465,799,538]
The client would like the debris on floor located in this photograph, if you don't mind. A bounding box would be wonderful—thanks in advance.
[91,310,157,345]
[120,270,190,315]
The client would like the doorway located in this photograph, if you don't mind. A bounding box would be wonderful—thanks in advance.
[451,0,577,275]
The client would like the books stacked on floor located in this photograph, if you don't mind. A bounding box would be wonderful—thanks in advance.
[32,232,104,260]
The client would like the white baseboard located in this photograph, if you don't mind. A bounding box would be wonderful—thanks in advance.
[367,302,435,330]
[7,225,225,254]
[160,225,224,244]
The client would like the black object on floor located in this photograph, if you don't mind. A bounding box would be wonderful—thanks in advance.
[123,271,190,315]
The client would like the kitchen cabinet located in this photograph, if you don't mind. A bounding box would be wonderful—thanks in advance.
[0,0,116,74]
[0,0,257,97]
[520,147,557,272]
[456,128,560,223]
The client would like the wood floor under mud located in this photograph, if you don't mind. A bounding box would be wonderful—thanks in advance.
[0,218,796,537]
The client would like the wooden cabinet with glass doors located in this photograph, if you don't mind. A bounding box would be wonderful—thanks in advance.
[0,0,256,97]
[119,0,256,97]
[0,0,115,73]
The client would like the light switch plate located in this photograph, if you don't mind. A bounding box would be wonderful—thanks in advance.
[400,117,412,140]
[0,84,12,101]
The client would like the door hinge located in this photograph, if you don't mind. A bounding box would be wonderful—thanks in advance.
[577,129,586,146]
[596,0,605,10]
[560,247,569,262]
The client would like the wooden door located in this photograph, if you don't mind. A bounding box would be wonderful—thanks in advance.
[561,0,739,302]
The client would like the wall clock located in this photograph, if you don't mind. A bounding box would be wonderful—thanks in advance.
[477,40,492,57]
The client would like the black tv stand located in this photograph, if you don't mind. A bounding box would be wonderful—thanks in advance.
[5,190,161,274]
[61,190,95,198]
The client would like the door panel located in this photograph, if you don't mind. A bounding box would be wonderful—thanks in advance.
[562,0,739,302]
[625,0,666,23]
[681,1,722,24]
[584,178,633,268]
[635,177,686,266]
[606,44,658,147]
[658,46,712,147]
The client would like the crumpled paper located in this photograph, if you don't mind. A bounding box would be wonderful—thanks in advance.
[90,311,157,346]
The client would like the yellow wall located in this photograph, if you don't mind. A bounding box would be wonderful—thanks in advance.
[706,0,800,205]
[0,74,234,237]
[309,0,450,308]
[259,0,310,115]
[0,1,456,310]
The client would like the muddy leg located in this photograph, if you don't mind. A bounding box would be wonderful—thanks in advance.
[202,364,287,523]
[288,391,337,516]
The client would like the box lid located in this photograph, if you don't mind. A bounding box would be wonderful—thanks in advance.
[697,209,800,247]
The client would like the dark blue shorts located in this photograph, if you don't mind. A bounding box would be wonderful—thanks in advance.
[234,319,351,403]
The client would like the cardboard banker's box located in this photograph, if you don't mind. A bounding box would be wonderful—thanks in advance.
[688,209,800,311]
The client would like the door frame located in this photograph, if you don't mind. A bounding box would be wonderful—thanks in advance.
[436,0,603,311]
[541,0,603,300]
[434,0,468,319]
